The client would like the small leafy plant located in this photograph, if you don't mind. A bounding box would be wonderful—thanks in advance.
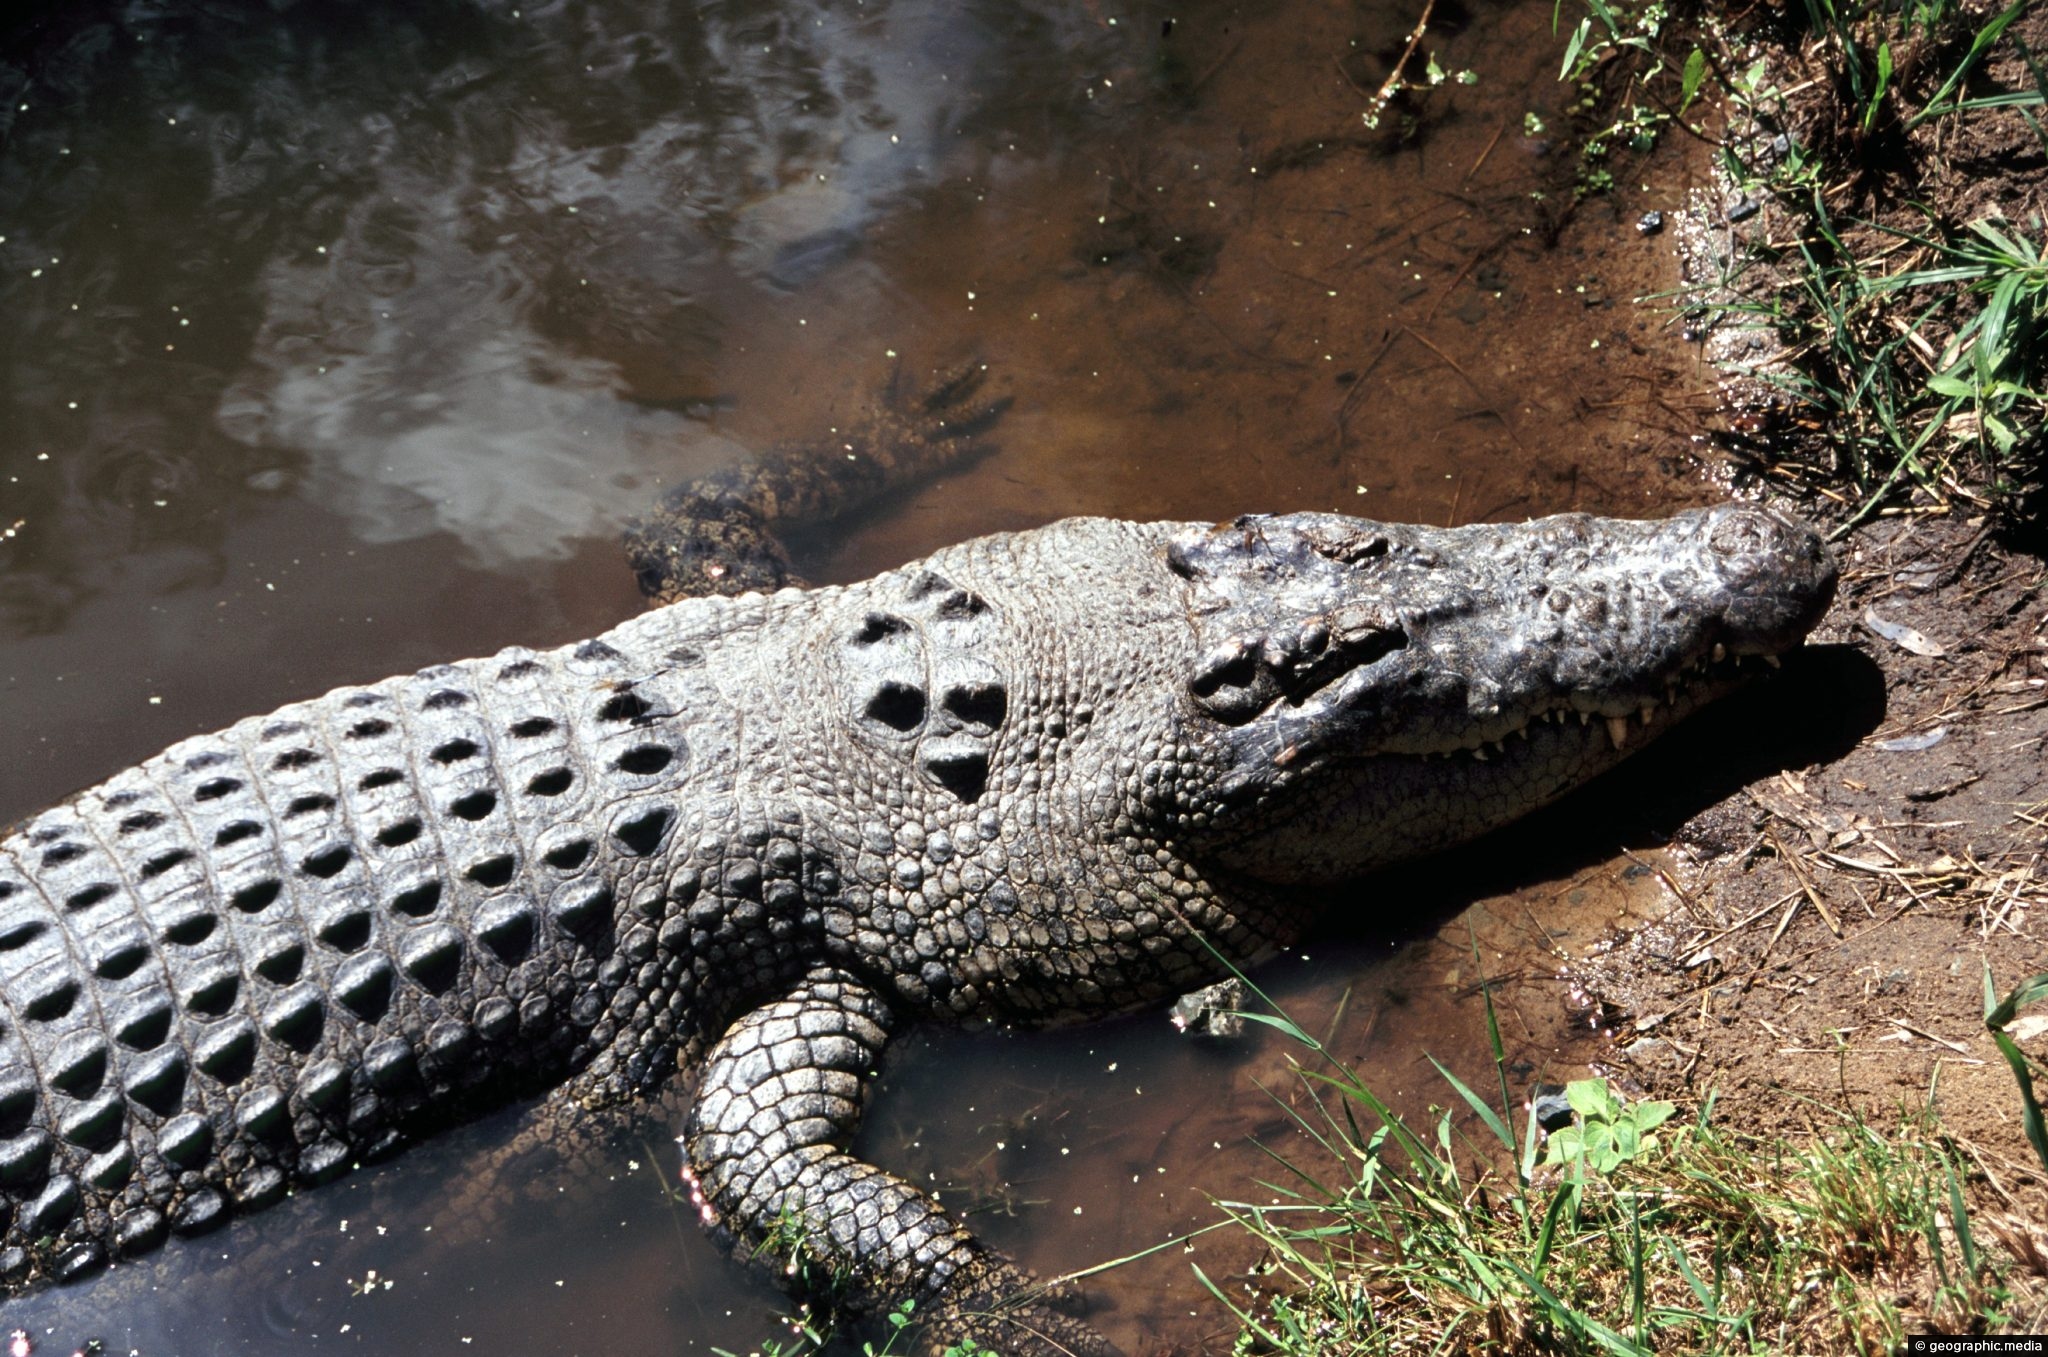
[1542,1077,1676,1174]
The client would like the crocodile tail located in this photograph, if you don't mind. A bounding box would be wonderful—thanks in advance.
[0,631,695,1290]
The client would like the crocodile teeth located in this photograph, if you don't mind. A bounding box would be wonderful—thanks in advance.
[1762,654,1781,669]
[1606,715,1630,751]
[1640,702,1656,726]
[1712,643,1728,664]
[1472,746,1489,761]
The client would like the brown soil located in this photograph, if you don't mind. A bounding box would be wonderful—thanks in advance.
[1572,0,2048,1314]
[1677,0,2048,532]
[1581,510,2048,1190]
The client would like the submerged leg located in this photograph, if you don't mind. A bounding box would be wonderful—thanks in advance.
[682,968,1115,1356]
[624,360,1009,605]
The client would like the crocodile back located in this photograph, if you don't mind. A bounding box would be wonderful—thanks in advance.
[0,629,707,1285]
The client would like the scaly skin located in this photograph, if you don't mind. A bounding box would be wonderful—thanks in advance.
[0,506,1834,1353]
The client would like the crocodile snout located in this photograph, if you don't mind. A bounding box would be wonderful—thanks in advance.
[1697,504,1838,651]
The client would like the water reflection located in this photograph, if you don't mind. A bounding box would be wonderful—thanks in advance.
[0,0,1133,605]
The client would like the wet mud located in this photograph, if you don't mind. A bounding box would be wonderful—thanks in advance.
[0,0,1778,1351]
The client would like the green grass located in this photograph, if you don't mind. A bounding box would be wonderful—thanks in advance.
[1558,0,2047,531]
[1199,983,2034,1355]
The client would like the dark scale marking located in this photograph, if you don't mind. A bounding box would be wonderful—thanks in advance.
[0,1132,52,1188]
[549,885,612,939]
[525,769,573,797]
[193,778,241,802]
[112,995,173,1051]
[0,918,45,950]
[476,901,536,964]
[40,843,85,869]
[237,1087,290,1142]
[301,845,352,879]
[347,719,394,739]
[269,749,319,772]
[423,689,472,710]
[162,911,217,946]
[23,978,80,1023]
[261,988,324,1052]
[614,744,674,775]
[430,739,480,764]
[230,878,282,913]
[466,855,516,889]
[388,879,442,917]
[509,716,556,738]
[22,1177,79,1237]
[399,927,463,992]
[543,839,592,871]
[947,683,1009,728]
[193,1020,257,1083]
[92,939,148,982]
[48,1035,109,1100]
[359,769,404,791]
[573,639,624,664]
[364,1038,419,1093]
[63,883,115,912]
[613,807,673,857]
[158,1116,212,1172]
[376,818,422,848]
[125,1049,188,1114]
[316,909,373,953]
[116,811,166,834]
[254,942,305,986]
[214,820,263,847]
[865,682,926,731]
[597,690,653,723]
[183,968,240,1016]
[449,790,497,821]
[140,848,193,879]
[0,1079,31,1137]
[287,793,336,818]
[297,1061,348,1113]
[335,955,397,1023]
[59,1096,122,1153]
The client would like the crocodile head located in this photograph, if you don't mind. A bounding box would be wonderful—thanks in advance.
[1163,505,1836,883]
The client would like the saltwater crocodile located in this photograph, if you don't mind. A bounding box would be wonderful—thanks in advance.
[0,497,1834,1353]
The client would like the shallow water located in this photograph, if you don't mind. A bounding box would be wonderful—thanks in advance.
[1,0,1735,1351]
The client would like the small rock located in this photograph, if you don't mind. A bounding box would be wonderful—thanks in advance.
[1168,978,1246,1039]
[1635,210,1664,236]
[1726,198,1760,223]
[1530,1083,1575,1133]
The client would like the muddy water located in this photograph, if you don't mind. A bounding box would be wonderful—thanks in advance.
[0,0,1732,1351]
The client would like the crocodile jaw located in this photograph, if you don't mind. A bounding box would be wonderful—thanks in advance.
[1166,504,1836,883]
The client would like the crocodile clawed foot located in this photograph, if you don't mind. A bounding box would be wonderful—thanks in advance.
[914,1250,1122,1357]
[920,362,1013,445]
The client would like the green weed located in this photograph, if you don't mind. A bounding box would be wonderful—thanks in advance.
[1200,979,2025,1354]
[1560,0,2046,526]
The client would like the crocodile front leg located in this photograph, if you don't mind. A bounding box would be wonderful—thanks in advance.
[682,968,1117,1357]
